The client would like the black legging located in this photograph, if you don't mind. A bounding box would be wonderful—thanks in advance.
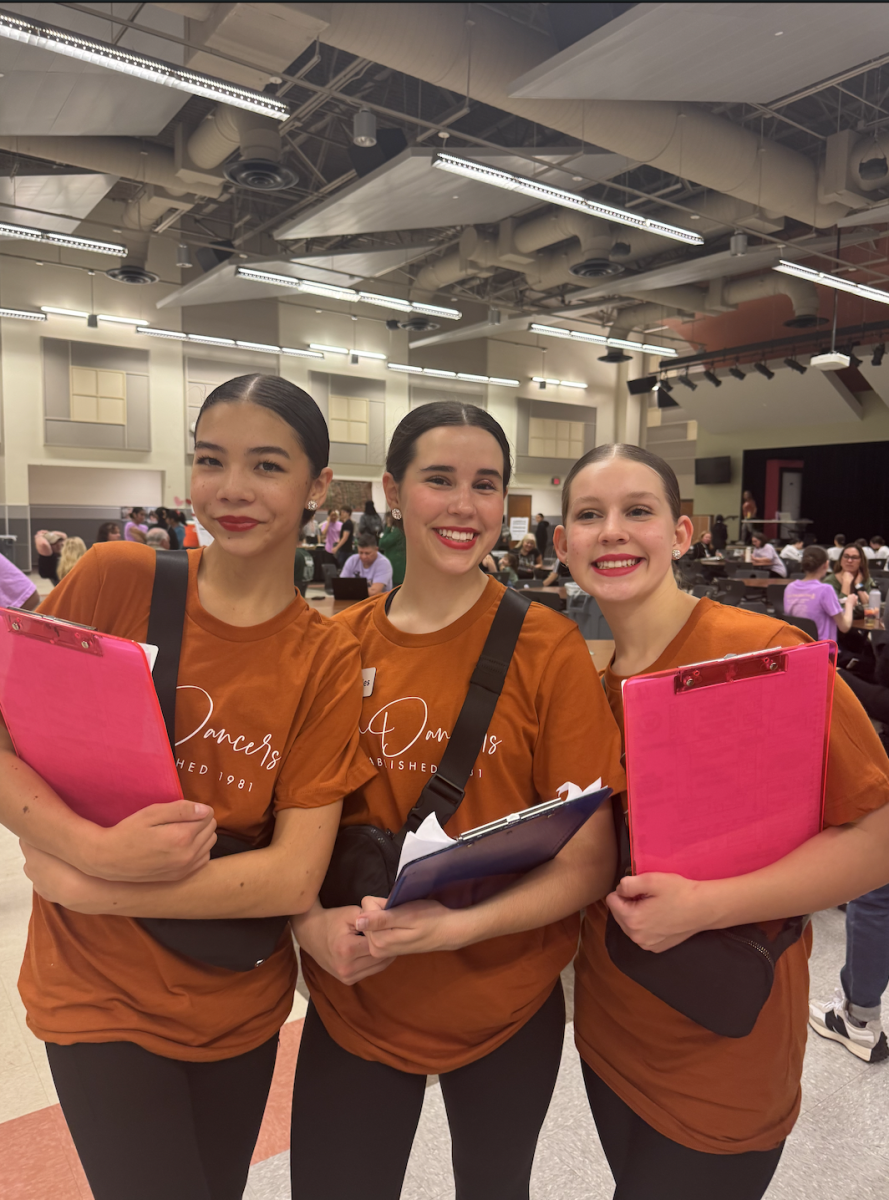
[46,1035,278,1200]
[291,982,566,1200]
[582,1061,784,1199]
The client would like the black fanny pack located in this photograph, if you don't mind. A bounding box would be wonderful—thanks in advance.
[136,550,288,972]
[604,798,808,1038]
[319,587,530,909]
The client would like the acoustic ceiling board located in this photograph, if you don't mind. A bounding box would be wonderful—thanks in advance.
[0,172,118,233]
[273,147,637,241]
[672,365,863,435]
[157,247,431,309]
[0,2,191,135]
[508,3,889,104]
[858,360,889,410]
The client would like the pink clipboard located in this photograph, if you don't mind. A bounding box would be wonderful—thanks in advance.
[622,640,837,881]
[0,607,182,826]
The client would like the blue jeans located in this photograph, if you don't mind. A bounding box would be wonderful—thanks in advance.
[840,881,889,1013]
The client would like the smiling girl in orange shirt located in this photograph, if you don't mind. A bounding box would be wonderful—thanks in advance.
[555,443,889,1200]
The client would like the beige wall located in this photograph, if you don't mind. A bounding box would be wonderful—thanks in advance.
[28,465,163,506]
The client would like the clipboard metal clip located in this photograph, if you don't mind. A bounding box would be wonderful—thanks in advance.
[676,651,785,693]
[3,610,103,656]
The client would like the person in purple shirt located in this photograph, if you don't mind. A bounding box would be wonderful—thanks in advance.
[0,553,39,610]
[340,534,393,596]
[749,531,787,578]
[784,546,856,641]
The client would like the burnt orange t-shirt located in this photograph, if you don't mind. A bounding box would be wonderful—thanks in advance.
[301,576,626,1074]
[575,598,889,1153]
[19,542,375,1061]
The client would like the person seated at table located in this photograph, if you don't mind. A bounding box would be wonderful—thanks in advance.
[870,536,889,564]
[517,535,541,570]
[826,543,875,605]
[828,534,846,563]
[750,531,787,577]
[499,552,519,585]
[145,528,170,551]
[96,522,121,543]
[690,530,719,560]
[340,533,393,596]
[780,536,805,566]
[480,552,498,574]
[784,547,857,640]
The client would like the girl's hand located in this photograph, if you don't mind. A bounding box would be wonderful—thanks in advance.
[356,896,469,957]
[292,902,395,985]
[840,571,855,592]
[21,842,113,912]
[85,801,217,883]
[605,873,712,953]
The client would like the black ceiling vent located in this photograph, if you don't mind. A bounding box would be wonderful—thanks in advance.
[224,158,297,191]
[398,315,439,332]
[784,313,829,329]
[106,263,159,285]
[598,349,632,362]
[569,256,624,279]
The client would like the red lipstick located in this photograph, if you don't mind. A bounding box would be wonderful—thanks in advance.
[217,517,260,532]
[591,553,643,577]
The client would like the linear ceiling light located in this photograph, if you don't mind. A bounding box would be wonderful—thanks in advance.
[0,219,127,255]
[136,328,325,358]
[432,153,704,246]
[0,10,288,119]
[0,306,46,320]
[351,349,387,360]
[387,363,520,386]
[97,314,148,326]
[531,376,588,389]
[236,267,462,319]
[310,343,349,355]
[774,260,889,307]
[40,305,90,318]
[529,322,678,358]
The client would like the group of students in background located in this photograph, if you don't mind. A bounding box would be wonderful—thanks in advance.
[2,373,889,1200]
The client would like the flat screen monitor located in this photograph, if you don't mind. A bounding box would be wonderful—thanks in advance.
[694,456,732,485]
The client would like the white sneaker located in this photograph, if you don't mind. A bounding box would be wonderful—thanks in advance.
[809,990,889,1063]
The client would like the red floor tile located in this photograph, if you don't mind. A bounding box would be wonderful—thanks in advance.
[252,1017,303,1165]
[0,1104,92,1200]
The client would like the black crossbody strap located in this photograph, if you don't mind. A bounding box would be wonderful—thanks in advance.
[396,587,530,841]
[146,550,190,751]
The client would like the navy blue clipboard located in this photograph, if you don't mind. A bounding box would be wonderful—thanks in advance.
[385,787,612,910]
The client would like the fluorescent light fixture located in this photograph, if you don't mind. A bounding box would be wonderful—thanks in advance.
[0,219,127,256]
[40,306,89,318]
[97,314,148,326]
[532,377,561,386]
[559,380,588,389]
[0,306,46,320]
[386,363,520,386]
[423,368,457,378]
[387,363,423,373]
[488,376,520,387]
[457,372,489,382]
[351,349,387,360]
[236,268,461,319]
[529,321,678,358]
[530,376,587,388]
[280,346,324,359]
[774,259,889,307]
[187,334,236,346]
[310,343,349,355]
[432,153,704,246]
[0,10,288,119]
[136,327,187,340]
[235,340,280,354]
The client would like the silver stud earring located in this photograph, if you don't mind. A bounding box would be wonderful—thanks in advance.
[307,500,317,511]
[392,508,402,520]
[672,548,681,559]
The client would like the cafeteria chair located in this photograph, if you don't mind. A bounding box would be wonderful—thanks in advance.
[783,613,819,639]
[566,593,612,639]
[529,591,566,612]
[739,599,770,616]
[717,579,748,607]
[767,584,786,613]
[322,563,339,595]
[691,583,715,599]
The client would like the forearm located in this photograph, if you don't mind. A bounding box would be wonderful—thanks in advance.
[701,808,889,930]
[0,747,104,873]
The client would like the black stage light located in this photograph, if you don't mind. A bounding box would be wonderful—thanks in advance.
[702,369,722,387]
[656,387,680,409]
[728,365,745,380]
[873,343,886,366]
[658,377,673,393]
[677,372,697,391]
[627,375,657,395]
[784,357,806,374]
[753,362,774,380]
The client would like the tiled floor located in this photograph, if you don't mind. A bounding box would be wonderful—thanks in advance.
[3,572,887,1197]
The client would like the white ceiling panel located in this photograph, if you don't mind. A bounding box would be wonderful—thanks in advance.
[157,247,431,309]
[673,364,863,435]
[0,172,118,232]
[858,357,889,410]
[0,3,191,135]
[274,147,637,241]
[508,3,889,104]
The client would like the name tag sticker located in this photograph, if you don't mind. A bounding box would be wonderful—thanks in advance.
[362,667,376,697]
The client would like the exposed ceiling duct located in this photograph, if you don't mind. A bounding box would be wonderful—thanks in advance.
[187,104,297,191]
[290,2,854,228]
